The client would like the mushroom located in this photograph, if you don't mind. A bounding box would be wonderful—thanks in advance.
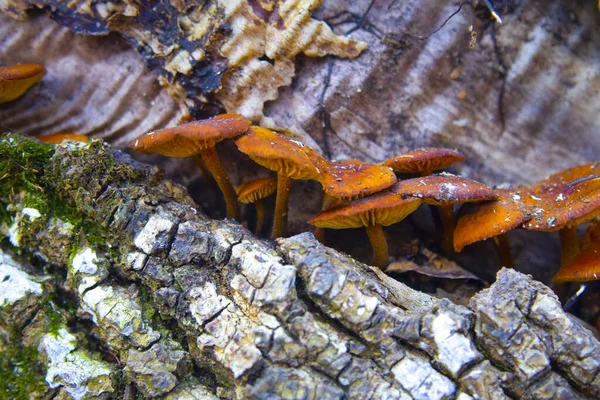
[314,159,398,242]
[235,126,327,238]
[384,148,465,177]
[392,173,498,250]
[523,163,600,265]
[37,133,89,143]
[129,113,251,219]
[453,188,533,268]
[0,63,46,103]
[320,159,397,208]
[236,177,277,235]
[552,235,600,283]
[309,190,422,268]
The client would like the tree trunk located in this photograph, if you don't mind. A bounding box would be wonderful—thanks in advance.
[1,135,599,399]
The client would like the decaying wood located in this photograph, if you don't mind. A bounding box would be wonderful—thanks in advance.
[1,1,598,279]
[0,0,366,123]
[1,136,599,399]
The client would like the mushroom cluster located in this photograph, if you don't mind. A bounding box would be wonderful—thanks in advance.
[126,115,599,284]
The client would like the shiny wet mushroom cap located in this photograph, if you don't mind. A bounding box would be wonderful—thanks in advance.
[384,148,465,176]
[129,113,251,157]
[453,188,533,268]
[129,113,252,219]
[454,188,531,253]
[309,190,422,268]
[320,159,397,203]
[0,63,46,103]
[392,174,497,250]
[523,169,600,265]
[392,174,498,206]
[235,126,328,238]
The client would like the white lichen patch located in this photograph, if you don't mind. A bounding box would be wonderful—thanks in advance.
[126,252,147,271]
[134,215,175,255]
[391,355,455,399]
[232,244,278,288]
[330,282,378,326]
[7,220,20,247]
[431,312,479,377]
[189,282,232,326]
[0,256,43,307]
[81,284,160,348]
[22,207,41,220]
[70,248,104,294]
[5,206,44,247]
[72,248,99,275]
[40,327,114,400]
[192,284,263,379]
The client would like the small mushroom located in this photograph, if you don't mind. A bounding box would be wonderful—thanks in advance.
[523,163,600,265]
[37,133,89,143]
[309,190,422,268]
[130,113,251,219]
[235,126,327,238]
[552,236,600,283]
[236,177,277,235]
[0,64,46,103]
[454,188,532,268]
[384,148,465,177]
[392,173,498,250]
[320,159,397,208]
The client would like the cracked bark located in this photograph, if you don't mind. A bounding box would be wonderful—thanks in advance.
[1,137,599,399]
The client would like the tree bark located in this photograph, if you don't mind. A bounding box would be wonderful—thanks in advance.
[1,135,599,399]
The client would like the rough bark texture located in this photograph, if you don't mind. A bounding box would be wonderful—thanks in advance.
[1,135,599,399]
[1,1,598,279]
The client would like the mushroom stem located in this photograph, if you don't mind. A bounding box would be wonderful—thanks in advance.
[439,204,456,251]
[365,224,389,268]
[192,154,214,183]
[197,148,238,220]
[314,193,330,243]
[273,175,292,238]
[559,226,579,266]
[255,199,265,236]
[493,233,514,268]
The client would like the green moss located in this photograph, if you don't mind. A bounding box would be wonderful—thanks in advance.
[0,134,54,195]
[0,331,47,399]
[0,134,54,223]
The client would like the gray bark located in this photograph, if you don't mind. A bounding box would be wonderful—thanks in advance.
[1,1,598,279]
[1,136,599,399]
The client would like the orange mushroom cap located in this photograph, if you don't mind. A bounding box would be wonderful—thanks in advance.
[523,170,600,231]
[384,148,465,174]
[0,64,46,103]
[320,159,397,200]
[37,133,89,143]
[236,177,277,204]
[552,236,600,283]
[531,163,600,195]
[235,126,327,180]
[309,190,422,229]
[454,188,532,252]
[129,113,251,157]
[391,173,498,206]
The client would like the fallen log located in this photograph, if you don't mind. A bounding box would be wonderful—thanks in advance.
[0,135,599,399]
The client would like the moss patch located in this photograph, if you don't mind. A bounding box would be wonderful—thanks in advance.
[0,331,47,399]
[0,134,54,223]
